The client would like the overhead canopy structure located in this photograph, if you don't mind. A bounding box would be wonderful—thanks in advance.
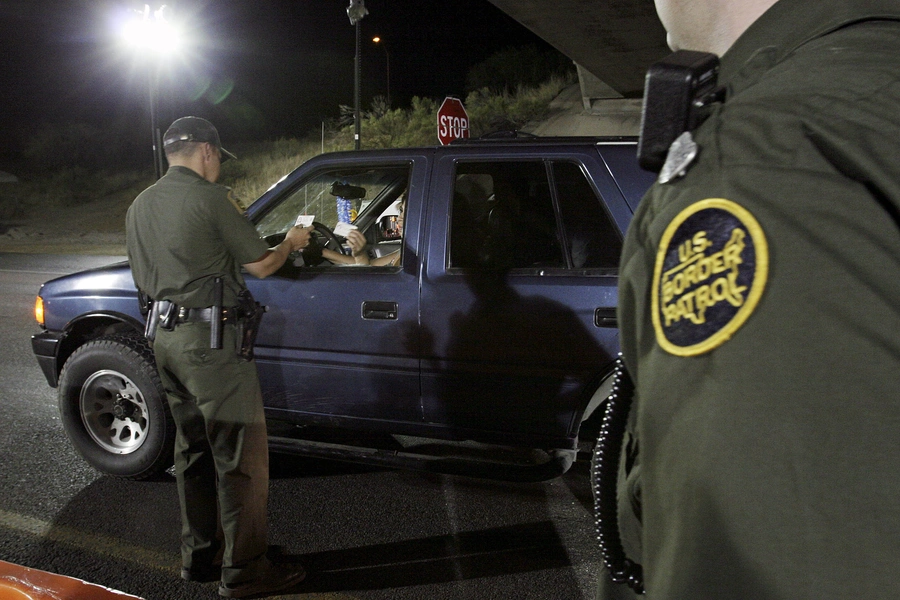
[488,0,670,98]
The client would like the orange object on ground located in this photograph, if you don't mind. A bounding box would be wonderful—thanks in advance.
[0,560,142,600]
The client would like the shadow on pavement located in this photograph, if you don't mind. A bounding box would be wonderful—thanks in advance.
[21,451,592,598]
[294,520,570,592]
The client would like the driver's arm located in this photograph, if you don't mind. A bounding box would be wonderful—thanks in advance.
[347,229,372,265]
[321,248,355,264]
[322,229,371,265]
[243,225,312,278]
[347,230,399,266]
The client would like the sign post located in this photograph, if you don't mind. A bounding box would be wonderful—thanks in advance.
[437,97,469,145]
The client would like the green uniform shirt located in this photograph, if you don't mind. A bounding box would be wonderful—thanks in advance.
[126,166,269,308]
[616,0,900,597]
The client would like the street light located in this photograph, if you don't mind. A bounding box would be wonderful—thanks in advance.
[121,4,183,179]
[372,36,390,108]
[347,0,368,150]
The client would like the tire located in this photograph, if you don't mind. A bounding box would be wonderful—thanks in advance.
[58,333,175,480]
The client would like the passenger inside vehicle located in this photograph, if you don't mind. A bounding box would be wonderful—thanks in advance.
[321,194,405,266]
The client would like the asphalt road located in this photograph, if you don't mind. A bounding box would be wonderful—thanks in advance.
[0,252,603,600]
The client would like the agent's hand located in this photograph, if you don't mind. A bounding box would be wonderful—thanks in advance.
[284,225,313,251]
[345,229,368,256]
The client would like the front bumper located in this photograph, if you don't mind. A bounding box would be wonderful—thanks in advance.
[32,330,65,388]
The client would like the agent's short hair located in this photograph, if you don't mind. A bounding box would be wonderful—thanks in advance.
[164,140,203,159]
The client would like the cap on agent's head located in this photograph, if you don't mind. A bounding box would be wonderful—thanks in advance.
[162,116,237,161]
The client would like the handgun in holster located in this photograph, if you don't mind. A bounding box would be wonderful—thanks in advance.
[144,299,176,342]
[235,288,265,361]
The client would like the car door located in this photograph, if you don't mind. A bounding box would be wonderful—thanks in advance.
[419,148,630,446]
[245,153,430,427]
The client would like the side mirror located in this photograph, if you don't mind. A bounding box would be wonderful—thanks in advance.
[378,215,401,240]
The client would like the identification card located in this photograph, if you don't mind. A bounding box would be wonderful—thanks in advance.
[334,222,358,237]
[294,215,315,227]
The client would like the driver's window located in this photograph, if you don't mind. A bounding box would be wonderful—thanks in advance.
[255,164,410,268]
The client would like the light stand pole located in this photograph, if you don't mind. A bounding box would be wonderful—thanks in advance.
[354,22,361,149]
[372,36,390,108]
[149,60,164,179]
[347,0,368,150]
[122,4,182,180]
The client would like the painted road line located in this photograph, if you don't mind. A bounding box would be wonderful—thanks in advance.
[0,508,177,573]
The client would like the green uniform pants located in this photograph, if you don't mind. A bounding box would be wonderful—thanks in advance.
[153,321,270,585]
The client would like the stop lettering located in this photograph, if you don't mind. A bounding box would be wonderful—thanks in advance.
[437,97,470,145]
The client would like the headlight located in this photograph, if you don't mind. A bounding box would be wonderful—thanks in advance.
[35,296,45,327]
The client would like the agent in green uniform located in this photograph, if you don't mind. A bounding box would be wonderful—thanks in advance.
[126,117,312,598]
[608,0,900,597]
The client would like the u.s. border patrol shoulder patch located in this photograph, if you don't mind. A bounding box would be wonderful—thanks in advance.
[652,198,768,356]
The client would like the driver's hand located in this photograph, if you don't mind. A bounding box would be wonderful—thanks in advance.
[346,229,368,256]
[285,225,313,251]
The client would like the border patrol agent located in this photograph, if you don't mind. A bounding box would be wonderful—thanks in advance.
[126,116,311,598]
[606,0,900,597]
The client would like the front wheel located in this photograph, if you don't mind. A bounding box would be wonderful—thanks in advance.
[58,333,175,480]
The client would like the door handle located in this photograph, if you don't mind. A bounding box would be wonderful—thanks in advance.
[362,301,398,320]
[594,307,617,328]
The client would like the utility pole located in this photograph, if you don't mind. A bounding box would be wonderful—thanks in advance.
[347,1,368,150]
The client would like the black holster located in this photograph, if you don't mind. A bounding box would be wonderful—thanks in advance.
[144,300,176,342]
[235,289,265,361]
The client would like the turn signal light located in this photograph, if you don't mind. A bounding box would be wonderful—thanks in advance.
[35,296,44,327]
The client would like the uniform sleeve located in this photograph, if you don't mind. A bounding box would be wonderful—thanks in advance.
[619,21,900,598]
[209,191,270,265]
[799,22,900,223]
[803,106,900,224]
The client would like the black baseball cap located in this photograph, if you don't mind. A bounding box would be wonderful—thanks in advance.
[162,116,237,161]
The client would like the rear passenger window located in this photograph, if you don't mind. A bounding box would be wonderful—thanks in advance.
[451,161,564,270]
[552,161,622,269]
[449,160,622,271]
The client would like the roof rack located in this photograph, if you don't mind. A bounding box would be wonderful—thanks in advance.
[449,131,637,145]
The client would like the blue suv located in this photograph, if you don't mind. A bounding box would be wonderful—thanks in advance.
[32,137,654,481]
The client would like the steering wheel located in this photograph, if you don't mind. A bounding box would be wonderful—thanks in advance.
[285,221,351,267]
[312,221,350,256]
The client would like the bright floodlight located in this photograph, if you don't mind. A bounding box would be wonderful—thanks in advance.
[122,4,183,55]
[347,0,368,25]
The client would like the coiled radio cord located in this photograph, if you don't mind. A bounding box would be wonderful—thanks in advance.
[592,355,645,594]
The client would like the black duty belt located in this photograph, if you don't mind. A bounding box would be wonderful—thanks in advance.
[175,306,237,325]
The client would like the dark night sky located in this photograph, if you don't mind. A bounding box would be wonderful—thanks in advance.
[0,0,556,159]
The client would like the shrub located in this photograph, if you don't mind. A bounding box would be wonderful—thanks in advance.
[466,74,573,135]
[220,137,324,208]
[223,74,570,207]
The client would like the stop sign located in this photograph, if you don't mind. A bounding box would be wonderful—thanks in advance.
[437,97,469,145]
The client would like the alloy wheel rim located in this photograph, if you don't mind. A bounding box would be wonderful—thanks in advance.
[79,369,148,454]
